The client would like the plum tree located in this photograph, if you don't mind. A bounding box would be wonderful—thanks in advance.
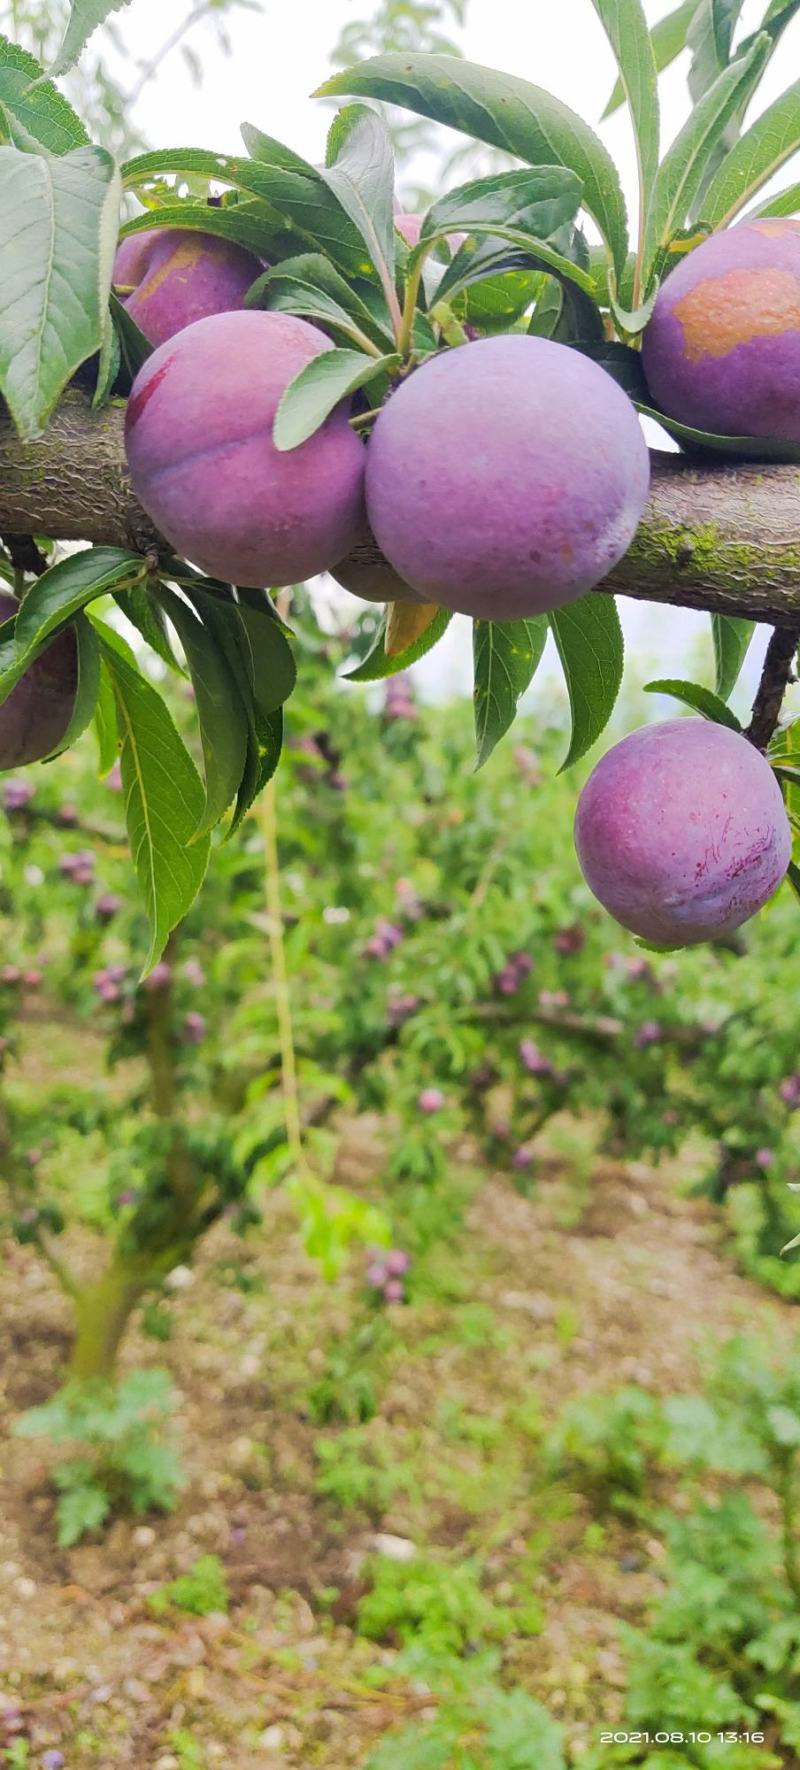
[0,595,77,769]
[124,310,366,586]
[574,720,792,947]
[364,335,651,619]
[113,228,263,348]
[642,219,800,441]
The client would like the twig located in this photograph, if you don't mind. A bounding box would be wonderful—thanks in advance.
[746,623,800,751]
[2,533,49,579]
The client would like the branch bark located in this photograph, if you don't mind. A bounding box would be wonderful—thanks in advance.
[3,394,800,625]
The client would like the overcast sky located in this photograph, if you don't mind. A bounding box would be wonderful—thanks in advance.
[108,0,800,715]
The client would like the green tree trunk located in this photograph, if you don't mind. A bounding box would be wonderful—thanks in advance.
[68,1256,155,1384]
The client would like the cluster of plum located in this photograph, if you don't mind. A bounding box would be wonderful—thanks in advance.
[6,211,800,955]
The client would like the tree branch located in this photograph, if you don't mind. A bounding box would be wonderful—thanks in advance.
[747,624,800,750]
[4,395,800,625]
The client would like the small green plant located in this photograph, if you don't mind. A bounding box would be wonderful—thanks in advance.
[15,1368,182,1547]
[314,1424,411,1515]
[149,1554,230,1618]
[357,1553,541,1655]
[367,1663,565,1770]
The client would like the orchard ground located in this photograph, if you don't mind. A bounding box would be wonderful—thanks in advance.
[1,1007,799,1767]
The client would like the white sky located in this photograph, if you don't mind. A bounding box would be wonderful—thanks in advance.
[108,0,800,714]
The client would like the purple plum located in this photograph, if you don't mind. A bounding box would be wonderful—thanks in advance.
[365,335,650,618]
[642,218,800,440]
[418,1087,445,1113]
[114,227,262,348]
[0,594,77,768]
[125,310,366,587]
[575,720,791,946]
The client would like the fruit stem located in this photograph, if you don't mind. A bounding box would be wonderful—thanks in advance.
[746,623,800,751]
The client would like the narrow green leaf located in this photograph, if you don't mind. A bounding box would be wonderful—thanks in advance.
[344,607,453,681]
[48,0,133,77]
[183,585,286,834]
[589,0,660,215]
[274,348,400,451]
[644,676,743,728]
[700,79,800,226]
[45,613,100,758]
[0,546,145,708]
[473,616,548,770]
[637,400,800,462]
[159,588,250,837]
[0,145,121,439]
[245,253,394,351]
[433,223,598,306]
[323,104,397,289]
[100,640,210,973]
[749,181,800,217]
[93,658,118,776]
[712,0,747,61]
[117,199,280,263]
[318,53,630,279]
[549,595,624,769]
[712,614,755,700]
[0,34,88,151]
[603,0,697,118]
[115,584,184,673]
[232,589,298,715]
[421,166,584,247]
[642,32,770,282]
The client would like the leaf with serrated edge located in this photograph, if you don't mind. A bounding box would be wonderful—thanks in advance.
[0,34,88,151]
[644,676,742,728]
[701,79,800,226]
[712,614,755,701]
[549,595,624,769]
[274,348,399,451]
[318,53,629,279]
[48,0,133,78]
[100,637,210,974]
[473,617,548,770]
[0,145,121,439]
[345,607,453,682]
[0,546,145,708]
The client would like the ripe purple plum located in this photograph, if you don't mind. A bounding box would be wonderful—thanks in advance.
[575,720,791,946]
[113,228,262,348]
[365,335,650,619]
[0,594,77,769]
[642,218,800,439]
[125,311,366,587]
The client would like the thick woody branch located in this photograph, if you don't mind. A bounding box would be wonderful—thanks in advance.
[2,394,800,625]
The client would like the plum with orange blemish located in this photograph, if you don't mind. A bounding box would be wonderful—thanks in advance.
[113,228,262,348]
[642,217,800,440]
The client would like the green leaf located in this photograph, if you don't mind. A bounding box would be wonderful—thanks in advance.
[231,589,298,715]
[712,614,755,700]
[712,0,747,61]
[100,639,210,973]
[323,104,397,300]
[93,658,118,776]
[0,34,88,151]
[50,613,101,756]
[644,676,743,728]
[750,181,800,217]
[700,79,800,226]
[636,400,800,462]
[117,199,279,262]
[473,616,548,769]
[116,583,183,674]
[182,585,283,833]
[433,223,598,306]
[318,53,630,279]
[0,546,145,707]
[0,144,121,439]
[344,607,453,681]
[641,32,771,282]
[48,0,133,78]
[421,166,584,247]
[589,0,660,216]
[548,595,624,769]
[159,588,250,837]
[110,291,152,383]
[274,347,399,451]
[576,340,650,400]
[603,0,697,117]
[56,1481,110,1548]
[245,253,394,352]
